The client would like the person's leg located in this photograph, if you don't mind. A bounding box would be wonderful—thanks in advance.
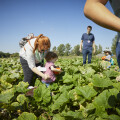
[42,81,50,87]
[20,57,34,86]
[88,49,92,64]
[82,49,87,65]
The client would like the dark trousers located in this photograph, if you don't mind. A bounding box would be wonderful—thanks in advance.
[20,57,44,86]
[82,49,92,64]
[116,42,120,68]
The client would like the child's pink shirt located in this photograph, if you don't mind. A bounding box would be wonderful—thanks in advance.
[42,62,56,83]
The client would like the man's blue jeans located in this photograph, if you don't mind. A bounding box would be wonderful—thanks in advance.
[82,49,92,64]
[116,42,120,68]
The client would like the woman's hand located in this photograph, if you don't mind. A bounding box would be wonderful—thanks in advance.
[43,74,50,80]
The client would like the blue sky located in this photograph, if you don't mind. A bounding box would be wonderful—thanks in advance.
[0,0,117,53]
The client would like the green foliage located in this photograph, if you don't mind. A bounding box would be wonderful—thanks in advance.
[18,112,37,120]
[111,35,118,55]
[15,81,29,93]
[17,94,27,105]
[95,44,103,55]
[73,44,80,56]
[76,85,97,100]
[57,44,65,56]
[64,43,71,56]
[51,91,69,111]
[92,74,113,87]
[0,51,19,58]
[33,84,51,104]
[0,88,15,103]
[0,57,120,119]
[53,114,65,120]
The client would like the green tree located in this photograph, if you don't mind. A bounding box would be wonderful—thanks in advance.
[69,49,74,56]
[52,46,57,53]
[0,51,11,58]
[57,44,65,56]
[94,44,102,55]
[64,43,71,56]
[95,45,98,55]
[10,53,19,57]
[111,35,118,55]
[98,44,102,54]
[73,45,80,56]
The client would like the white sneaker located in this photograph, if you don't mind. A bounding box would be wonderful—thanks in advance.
[27,86,34,89]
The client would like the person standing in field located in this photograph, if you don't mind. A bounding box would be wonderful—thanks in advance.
[80,26,96,65]
[84,0,120,71]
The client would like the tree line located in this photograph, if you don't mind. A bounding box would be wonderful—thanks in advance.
[0,34,117,58]
[52,43,103,56]
[0,44,102,58]
[0,51,19,58]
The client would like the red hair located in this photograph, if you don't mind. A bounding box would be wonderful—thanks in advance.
[33,34,51,53]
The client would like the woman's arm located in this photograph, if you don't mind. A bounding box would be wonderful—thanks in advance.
[32,67,49,80]
[84,0,120,32]
[25,46,49,80]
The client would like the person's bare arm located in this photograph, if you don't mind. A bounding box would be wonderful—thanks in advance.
[84,0,120,32]
[80,40,83,52]
[93,41,96,53]
[32,67,49,80]
[105,58,111,61]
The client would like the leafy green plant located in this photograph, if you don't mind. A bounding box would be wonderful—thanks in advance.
[0,57,120,119]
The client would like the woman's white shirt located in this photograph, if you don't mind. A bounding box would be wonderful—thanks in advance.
[19,38,44,69]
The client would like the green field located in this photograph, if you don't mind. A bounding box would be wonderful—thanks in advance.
[0,57,120,120]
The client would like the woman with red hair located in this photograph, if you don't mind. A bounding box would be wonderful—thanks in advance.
[19,34,51,87]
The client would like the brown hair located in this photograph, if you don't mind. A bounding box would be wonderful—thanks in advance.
[45,52,58,62]
[33,34,51,53]
[87,26,92,30]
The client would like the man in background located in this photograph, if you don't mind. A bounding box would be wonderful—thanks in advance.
[80,26,96,65]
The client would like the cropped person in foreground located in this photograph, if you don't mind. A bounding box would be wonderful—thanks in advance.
[84,0,120,71]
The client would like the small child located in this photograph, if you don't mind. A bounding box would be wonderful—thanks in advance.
[104,49,112,62]
[101,49,113,69]
[42,52,62,87]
